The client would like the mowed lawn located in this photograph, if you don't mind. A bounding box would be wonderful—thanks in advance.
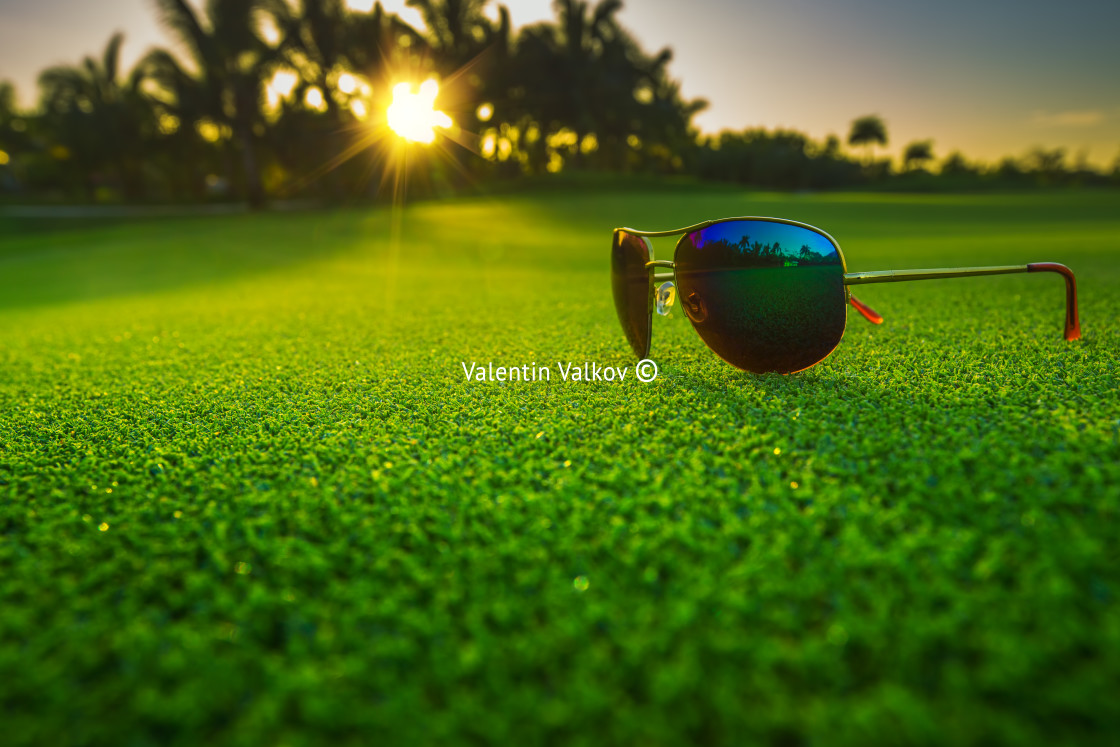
[1,187,1118,745]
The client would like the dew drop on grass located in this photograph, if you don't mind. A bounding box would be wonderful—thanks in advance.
[573,576,590,592]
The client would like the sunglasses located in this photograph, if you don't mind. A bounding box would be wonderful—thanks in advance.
[611,217,1080,374]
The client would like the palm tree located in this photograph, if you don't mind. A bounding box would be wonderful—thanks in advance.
[0,81,16,133]
[1025,147,1067,186]
[940,151,974,177]
[406,0,510,73]
[0,81,21,152]
[151,0,286,207]
[0,81,25,191]
[342,3,426,76]
[39,33,156,199]
[141,47,223,199]
[265,0,364,197]
[271,0,359,119]
[847,114,887,166]
[404,0,512,144]
[515,0,623,150]
[510,0,702,173]
[902,140,934,171]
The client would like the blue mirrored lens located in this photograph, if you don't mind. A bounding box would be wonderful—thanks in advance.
[674,220,847,373]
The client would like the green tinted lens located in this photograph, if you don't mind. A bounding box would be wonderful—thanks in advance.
[674,220,847,373]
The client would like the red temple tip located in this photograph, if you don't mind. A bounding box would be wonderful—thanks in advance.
[1027,262,1081,342]
[849,294,884,324]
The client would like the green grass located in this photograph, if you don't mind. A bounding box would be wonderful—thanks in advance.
[2,187,1119,746]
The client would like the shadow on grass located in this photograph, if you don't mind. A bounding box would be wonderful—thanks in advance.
[0,208,386,312]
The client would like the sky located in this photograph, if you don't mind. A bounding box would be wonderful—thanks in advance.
[2,0,1118,166]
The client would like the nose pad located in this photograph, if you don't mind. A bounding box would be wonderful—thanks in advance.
[656,282,676,316]
[684,291,707,323]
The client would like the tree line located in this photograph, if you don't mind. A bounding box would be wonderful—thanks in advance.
[0,0,1116,205]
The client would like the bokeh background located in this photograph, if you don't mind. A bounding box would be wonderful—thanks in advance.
[2,0,1119,205]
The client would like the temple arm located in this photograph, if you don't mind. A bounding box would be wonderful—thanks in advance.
[655,267,884,325]
[843,263,1080,341]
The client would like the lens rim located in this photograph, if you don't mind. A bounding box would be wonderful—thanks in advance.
[672,217,851,374]
[611,229,654,359]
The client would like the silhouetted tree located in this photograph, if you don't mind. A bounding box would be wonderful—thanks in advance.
[994,156,1026,184]
[142,47,227,199]
[695,128,862,189]
[265,0,372,196]
[512,0,624,169]
[509,0,701,173]
[940,151,976,177]
[0,83,22,151]
[38,33,155,199]
[151,0,286,207]
[819,134,841,159]
[0,81,26,191]
[848,114,887,166]
[0,82,17,146]
[1025,147,1067,186]
[402,0,512,183]
[902,140,933,171]
[407,0,510,76]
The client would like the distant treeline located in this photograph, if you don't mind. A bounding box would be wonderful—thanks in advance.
[0,0,1116,205]
[694,127,1119,191]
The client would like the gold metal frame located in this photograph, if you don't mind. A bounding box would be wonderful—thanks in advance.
[620,217,1033,287]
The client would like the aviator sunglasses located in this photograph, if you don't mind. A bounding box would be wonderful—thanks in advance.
[611,217,1081,374]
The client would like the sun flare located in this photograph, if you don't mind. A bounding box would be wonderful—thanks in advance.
[386,79,453,144]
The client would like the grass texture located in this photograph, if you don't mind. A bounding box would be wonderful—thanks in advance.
[1,187,1119,746]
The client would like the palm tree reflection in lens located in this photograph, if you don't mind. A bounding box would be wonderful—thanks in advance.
[674,221,847,374]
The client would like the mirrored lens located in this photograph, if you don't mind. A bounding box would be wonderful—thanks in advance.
[611,230,652,358]
[674,220,847,373]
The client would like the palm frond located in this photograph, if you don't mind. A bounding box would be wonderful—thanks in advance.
[103,32,125,85]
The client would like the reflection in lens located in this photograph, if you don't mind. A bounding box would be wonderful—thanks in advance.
[611,230,652,358]
[674,220,847,373]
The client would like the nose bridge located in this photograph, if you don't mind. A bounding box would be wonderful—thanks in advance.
[646,258,675,287]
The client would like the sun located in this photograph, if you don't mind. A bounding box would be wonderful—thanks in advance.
[386,79,453,144]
